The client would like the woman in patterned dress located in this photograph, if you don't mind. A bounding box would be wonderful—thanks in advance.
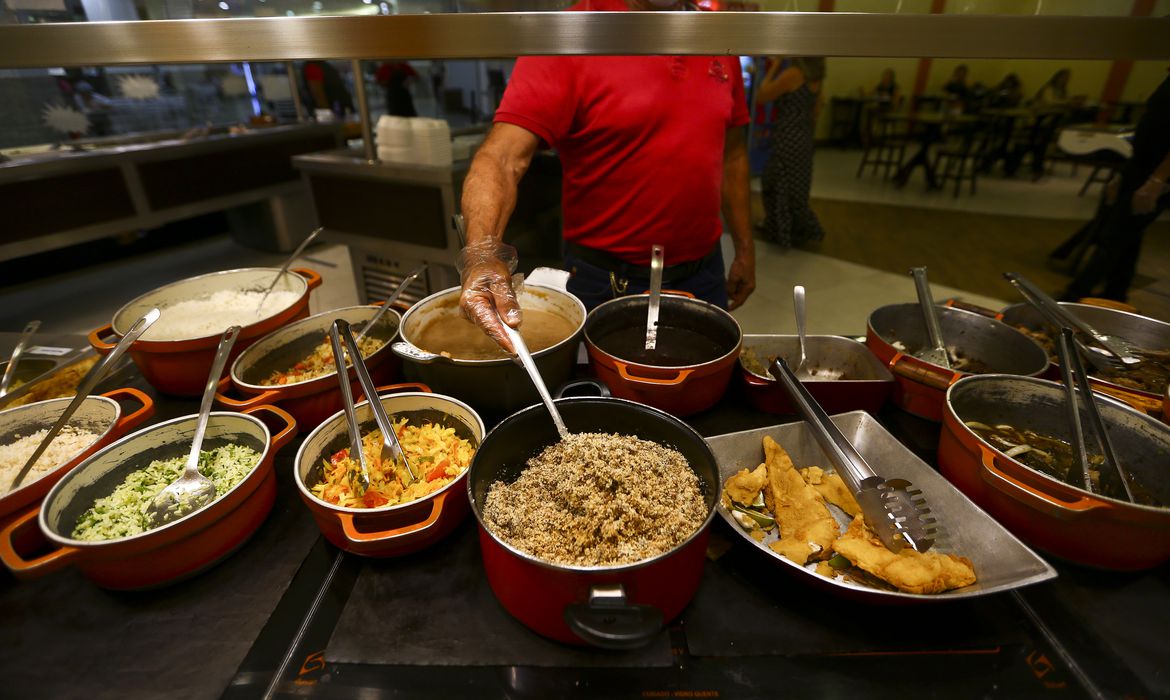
[756,57,827,249]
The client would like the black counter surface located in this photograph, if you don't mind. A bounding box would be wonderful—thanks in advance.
[0,363,1166,699]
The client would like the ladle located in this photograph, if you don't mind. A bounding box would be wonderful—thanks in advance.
[0,319,41,399]
[354,264,426,344]
[500,313,569,440]
[9,308,160,492]
[255,227,322,315]
[792,286,814,380]
[644,244,664,351]
[771,357,937,553]
[146,325,241,526]
[910,267,952,370]
[1054,328,1134,503]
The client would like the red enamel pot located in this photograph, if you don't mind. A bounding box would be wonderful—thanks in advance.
[0,388,154,521]
[866,303,1049,421]
[0,405,296,589]
[217,304,405,430]
[468,394,720,648]
[88,267,322,397]
[584,294,741,417]
[294,389,484,558]
[939,374,1170,571]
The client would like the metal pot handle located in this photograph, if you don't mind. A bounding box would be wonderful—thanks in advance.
[978,445,1104,517]
[563,583,664,650]
[553,379,611,399]
[100,387,155,434]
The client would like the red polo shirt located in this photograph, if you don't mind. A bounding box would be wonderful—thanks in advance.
[493,2,749,266]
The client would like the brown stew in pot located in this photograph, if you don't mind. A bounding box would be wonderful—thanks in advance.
[415,309,576,361]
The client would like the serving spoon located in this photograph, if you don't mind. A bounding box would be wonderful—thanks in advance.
[354,264,426,344]
[10,309,160,492]
[644,244,665,351]
[792,286,815,380]
[910,267,952,370]
[255,226,322,316]
[0,319,41,399]
[146,325,241,526]
[500,311,569,440]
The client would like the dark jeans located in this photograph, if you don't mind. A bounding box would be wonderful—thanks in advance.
[1066,169,1169,302]
[563,245,729,311]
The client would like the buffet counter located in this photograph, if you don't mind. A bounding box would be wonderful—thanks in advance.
[0,344,1165,700]
[0,123,342,262]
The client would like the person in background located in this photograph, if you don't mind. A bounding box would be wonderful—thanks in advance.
[942,64,971,112]
[756,56,827,249]
[871,68,900,108]
[302,60,354,119]
[1061,72,1170,303]
[457,0,756,352]
[1033,68,1071,108]
[988,73,1023,109]
[73,80,113,136]
[376,61,418,117]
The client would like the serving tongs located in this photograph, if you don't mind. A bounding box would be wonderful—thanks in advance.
[255,226,322,316]
[910,267,951,370]
[1004,272,1140,370]
[9,308,160,492]
[771,357,938,553]
[0,319,41,399]
[1054,328,1135,503]
[329,319,417,498]
[644,244,665,351]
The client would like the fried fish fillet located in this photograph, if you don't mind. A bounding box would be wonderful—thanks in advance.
[833,516,976,594]
[724,464,768,506]
[799,466,862,517]
[762,436,838,565]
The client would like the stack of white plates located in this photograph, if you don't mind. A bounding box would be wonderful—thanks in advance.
[376,115,414,163]
[410,118,453,166]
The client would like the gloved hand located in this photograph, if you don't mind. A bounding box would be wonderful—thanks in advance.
[458,239,522,354]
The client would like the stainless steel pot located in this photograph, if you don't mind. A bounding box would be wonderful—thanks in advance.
[391,284,586,422]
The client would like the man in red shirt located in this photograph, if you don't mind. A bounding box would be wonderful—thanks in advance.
[459,0,756,352]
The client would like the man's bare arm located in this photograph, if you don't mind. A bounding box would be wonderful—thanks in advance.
[722,125,756,311]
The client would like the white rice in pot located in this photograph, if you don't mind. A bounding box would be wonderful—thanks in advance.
[0,425,101,496]
[140,290,301,341]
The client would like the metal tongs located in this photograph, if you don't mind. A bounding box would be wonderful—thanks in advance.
[910,267,951,370]
[645,244,664,351]
[329,319,416,498]
[771,357,938,553]
[9,309,160,492]
[1005,272,1140,369]
[1054,328,1135,502]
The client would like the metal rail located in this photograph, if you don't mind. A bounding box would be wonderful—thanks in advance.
[0,12,1166,68]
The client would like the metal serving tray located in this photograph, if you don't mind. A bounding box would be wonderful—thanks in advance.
[706,412,1056,602]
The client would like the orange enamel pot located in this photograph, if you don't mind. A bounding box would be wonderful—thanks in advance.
[866,303,1049,421]
[939,375,1170,571]
[584,294,741,417]
[0,388,154,521]
[0,406,296,589]
[294,390,484,558]
[217,305,406,431]
[88,267,321,397]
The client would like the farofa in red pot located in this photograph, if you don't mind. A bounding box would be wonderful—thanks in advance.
[311,417,474,509]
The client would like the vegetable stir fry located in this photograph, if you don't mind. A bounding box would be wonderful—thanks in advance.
[311,418,474,509]
[261,334,385,386]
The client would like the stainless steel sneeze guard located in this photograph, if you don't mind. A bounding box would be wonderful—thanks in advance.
[0,12,1167,68]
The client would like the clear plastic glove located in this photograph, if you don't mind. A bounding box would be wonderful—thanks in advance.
[458,239,522,354]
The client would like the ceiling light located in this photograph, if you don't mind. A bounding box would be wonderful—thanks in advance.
[218,1,228,8]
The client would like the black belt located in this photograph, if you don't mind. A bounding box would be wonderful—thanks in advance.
[565,242,715,284]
